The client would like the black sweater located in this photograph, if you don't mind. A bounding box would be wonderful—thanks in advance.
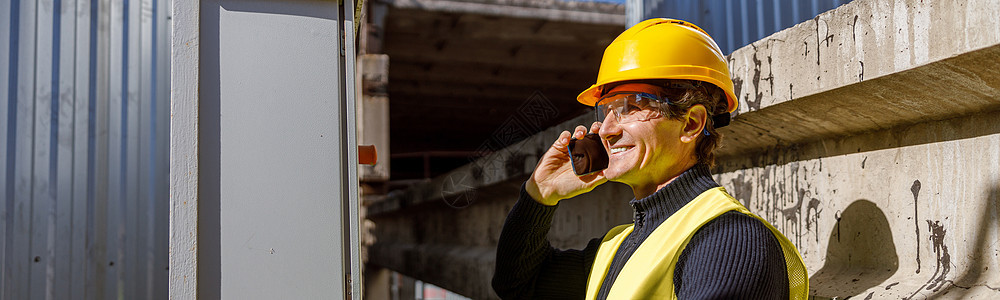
[492,165,789,299]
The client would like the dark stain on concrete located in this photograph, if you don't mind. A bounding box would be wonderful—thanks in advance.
[907,220,951,298]
[861,156,867,169]
[925,220,951,292]
[806,198,822,243]
[814,16,822,66]
[852,15,859,42]
[765,55,775,94]
[886,282,900,290]
[729,57,741,96]
[859,61,865,81]
[912,179,922,273]
[864,292,875,300]
[788,83,794,100]
[749,52,763,111]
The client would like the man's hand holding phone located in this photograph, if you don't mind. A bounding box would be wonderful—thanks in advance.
[525,122,609,206]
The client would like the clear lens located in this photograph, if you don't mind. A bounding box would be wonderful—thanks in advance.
[594,92,665,123]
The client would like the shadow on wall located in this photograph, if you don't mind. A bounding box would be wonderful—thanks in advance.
[809,200,898,298]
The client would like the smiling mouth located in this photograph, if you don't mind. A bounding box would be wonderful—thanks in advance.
[610,146,633,155]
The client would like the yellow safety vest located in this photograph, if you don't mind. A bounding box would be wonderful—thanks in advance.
[584,187,809,299]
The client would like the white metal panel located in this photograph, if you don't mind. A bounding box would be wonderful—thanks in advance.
[210,0,347,298]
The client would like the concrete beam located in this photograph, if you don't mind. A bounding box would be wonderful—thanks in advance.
[390,61,590,90]
[379,0,625,25]
[385,40,600,72]
[389,79,581,101]
[720,0,1000,158]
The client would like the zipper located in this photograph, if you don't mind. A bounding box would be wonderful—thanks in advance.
[629,202,645,247]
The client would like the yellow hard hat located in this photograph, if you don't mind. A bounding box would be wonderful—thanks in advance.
[577,18,738,113]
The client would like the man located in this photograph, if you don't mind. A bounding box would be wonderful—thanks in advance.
[492,19,808,299]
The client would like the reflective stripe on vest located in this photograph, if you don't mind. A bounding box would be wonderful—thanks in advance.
[584,187,809,299]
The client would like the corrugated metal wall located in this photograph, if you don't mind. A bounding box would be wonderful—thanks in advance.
[2,0,170,298]
[630,0,854,54]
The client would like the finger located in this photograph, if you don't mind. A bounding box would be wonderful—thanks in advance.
[590,122,602,134]
[552,131,571,151]
[574,125,588,139]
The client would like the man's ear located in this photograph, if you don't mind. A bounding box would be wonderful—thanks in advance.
[679,104,708,144]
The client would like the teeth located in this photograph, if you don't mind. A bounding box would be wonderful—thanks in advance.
[610,147,630,154]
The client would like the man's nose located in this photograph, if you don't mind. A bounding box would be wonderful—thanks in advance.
[599,115,621,143]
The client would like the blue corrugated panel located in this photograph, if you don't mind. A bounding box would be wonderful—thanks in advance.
[634,0,854,54]
[1,0,171,298]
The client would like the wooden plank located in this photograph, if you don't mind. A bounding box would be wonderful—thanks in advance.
[30,0,55,298]
[53,0,78,298]
[168,0,200,295]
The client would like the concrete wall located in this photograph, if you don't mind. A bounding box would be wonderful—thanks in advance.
[366,0,1000,298]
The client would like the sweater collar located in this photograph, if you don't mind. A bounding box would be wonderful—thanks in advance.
[628,164,720,223]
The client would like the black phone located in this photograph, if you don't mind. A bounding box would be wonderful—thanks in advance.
[568,133,609,176]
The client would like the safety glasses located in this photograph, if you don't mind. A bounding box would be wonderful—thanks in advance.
[594,91,669,124]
